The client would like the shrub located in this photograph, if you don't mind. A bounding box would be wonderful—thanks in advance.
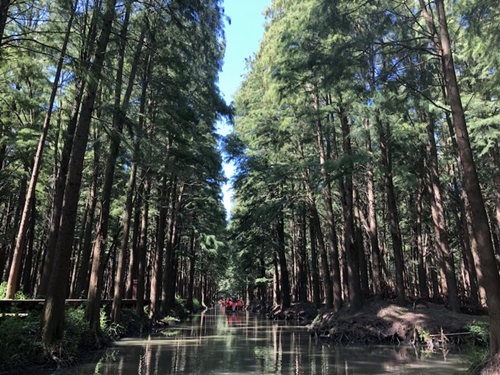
[173,296,189,318]
[192,298,202,312]
[62,306,93,356]
[467,320,489,346]
[0,312,45,371]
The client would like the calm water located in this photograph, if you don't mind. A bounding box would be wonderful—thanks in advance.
[51,307,469,374]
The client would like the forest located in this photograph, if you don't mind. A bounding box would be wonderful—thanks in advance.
[0,0,499,372]
[226,0,500,360]
[0,0,229,350]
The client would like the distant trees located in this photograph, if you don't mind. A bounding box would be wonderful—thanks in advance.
[228,0,500,355]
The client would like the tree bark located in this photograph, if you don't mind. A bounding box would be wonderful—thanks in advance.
[21,195,36,294]
[308,210,321,307]
[38,0,101,296]
[313,96,341,310]
[135,171,150,316]
[424,113,460,312]
[377,119,405,304]
[125,190,141,299]
[272,250,280,307]
[363,119,383,295]
[339,108,362,309]
[72,138,100,298]
[5,7,75,298]
[416,184,429,299]
[86,0,140,334]
[434,0,500,353]
[111,156,137,322]
[0,0,12,53]
[297,203,308,302]
[492,146,500,256]
[42,0,116,345]
[276,203,290,309]
[149,176,168,319]
[162,182,185,312]
[38,80,85,297]
[185,232,196,312]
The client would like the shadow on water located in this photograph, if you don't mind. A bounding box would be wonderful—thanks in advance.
[49,307,469,374]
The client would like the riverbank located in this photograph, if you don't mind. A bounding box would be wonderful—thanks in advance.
[256,298,493,373]
[306,299,488,348]
[0,297,203,374]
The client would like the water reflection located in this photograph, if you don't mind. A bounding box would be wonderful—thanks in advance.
[50,307,468,374]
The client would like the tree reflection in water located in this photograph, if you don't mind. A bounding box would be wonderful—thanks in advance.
[50,308,467,375]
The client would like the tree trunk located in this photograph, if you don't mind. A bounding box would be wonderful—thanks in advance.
[38,0,102,296]
[313,98,341,310]
[186,232,196,312]
[5,175,27,286]
[38,80,85,297]
[434,0,500,354]
[42,0,116,345]
[5,8,75,298]
[272,250,280,307]
[72,139,100,298]
[377,119,405,304]
[424,113,460,312]
[289,215,297,301]
[162,182,185,312]
[353,197,369,296]
[276,204,290,309]
[135,172,150,316]
[308,209,321,307]
[149,176,168,319]
[86,0,138,335]
[0,0,12,53]
[297,203,308,302]
[492,146,500,256]
[111,157,137,322]
[416,184,429,299]
[363,119,383,294]
[21,195,36,294]
[339,108,362,309]
[125,190,141,299]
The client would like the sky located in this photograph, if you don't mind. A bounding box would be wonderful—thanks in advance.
[216,0,270,221]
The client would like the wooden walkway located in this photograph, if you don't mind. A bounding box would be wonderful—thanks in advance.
[0,299,148,313]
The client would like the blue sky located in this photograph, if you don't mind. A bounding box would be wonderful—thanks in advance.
[217,0,270,220]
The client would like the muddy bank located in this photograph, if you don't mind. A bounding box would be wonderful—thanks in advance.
[246,301,318,324]
[269,302,319,323]
[471,353,500,375]
[307,299,488,348]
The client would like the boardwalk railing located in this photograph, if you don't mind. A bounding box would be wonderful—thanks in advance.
[0,299,150,313]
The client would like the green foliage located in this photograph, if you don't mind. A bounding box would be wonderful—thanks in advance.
[0,313,44,371]
[418,329,431,342]
[161,316,181,324]
[192,298,202,312]
[467,320,489,346]
[63,307,93,354]
[174,296,188,315]
[96,308,124,340]
[466,345,489,370]
[0,282,29,299]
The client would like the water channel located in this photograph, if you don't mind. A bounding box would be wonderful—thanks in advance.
[51,307,469,374]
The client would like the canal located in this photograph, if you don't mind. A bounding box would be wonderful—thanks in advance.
[51,307,469,374]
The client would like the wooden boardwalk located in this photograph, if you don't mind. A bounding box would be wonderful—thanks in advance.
[0,299,148,313]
